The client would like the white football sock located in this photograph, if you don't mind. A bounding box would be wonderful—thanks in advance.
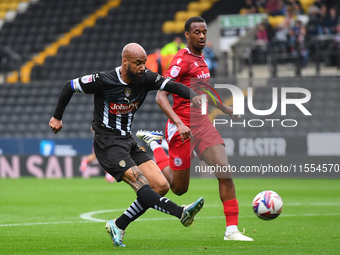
[226,225,238,234]
[150,141,162,151]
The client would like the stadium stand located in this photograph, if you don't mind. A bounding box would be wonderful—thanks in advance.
[0,0,201,138]
[0,0,339,141]
[0,77,339,139]
[27,0,195,82]
[0,0,108,80]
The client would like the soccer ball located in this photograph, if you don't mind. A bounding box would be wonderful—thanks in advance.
[252,190,283,220]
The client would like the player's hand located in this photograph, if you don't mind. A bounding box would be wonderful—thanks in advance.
[190,95,202,108]
[49,117,63,134]
[221,105,241,119]
[176,121,193,143]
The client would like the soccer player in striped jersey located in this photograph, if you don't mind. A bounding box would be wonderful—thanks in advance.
[49,43,204,247]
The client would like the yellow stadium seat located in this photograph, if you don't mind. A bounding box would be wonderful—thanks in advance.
[197,1,212,11]
[173,21,186,33]
[239,8,248,14]
[0,11,6,19]
[162,21,177,33]
[187,10,200,18]
[187,2,201,12]
[175,10,200,22]
[175,11,189,22]
[268,15,286,28]
[6,71,18,83]
[188,1,212,13]
[300,0,315,13]
[162,20,187,34]
[0,2,8,10]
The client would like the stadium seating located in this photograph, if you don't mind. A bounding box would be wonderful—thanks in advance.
[26,0,194,82]
[0,82,94,138]
[0,0,107,75]
[0,0,194,138]
[0,0,339,140]
[0,78,339,139]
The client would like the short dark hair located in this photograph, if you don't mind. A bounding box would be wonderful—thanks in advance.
[185,16,206,32]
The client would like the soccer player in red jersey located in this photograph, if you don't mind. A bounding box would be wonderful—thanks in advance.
[137,17,253,241]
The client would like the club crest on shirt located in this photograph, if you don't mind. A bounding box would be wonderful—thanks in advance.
[170,66,181,77]
[124,88,131,98]
[119,160,126,168]
[174,157,183,167]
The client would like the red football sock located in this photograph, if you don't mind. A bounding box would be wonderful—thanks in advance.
[223,198,239,226]
[153,147,170,171]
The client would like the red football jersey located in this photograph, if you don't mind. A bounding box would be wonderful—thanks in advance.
[165,48,210,126]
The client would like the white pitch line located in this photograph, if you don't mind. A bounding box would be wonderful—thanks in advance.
[1,212,340,227]
[79,209,124,222]
[0,221,88,227]
[1,202,340,227]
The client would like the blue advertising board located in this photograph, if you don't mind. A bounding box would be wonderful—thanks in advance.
[0,138,93,156]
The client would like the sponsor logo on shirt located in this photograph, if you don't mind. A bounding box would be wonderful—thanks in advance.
[93,73,99,81]
[194,62,198,67]
[170,66,181,77]
[109,101,140,115]
[81,75,93,84]
[177,58,182,65]
[197,71,210,79]
[155,74,162,82]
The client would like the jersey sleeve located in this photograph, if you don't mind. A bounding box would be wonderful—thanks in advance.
[53,73,102,120]
[161,80,198,100]
[165,55,188,82]
[70,73,103,94]
[143,69,172,91]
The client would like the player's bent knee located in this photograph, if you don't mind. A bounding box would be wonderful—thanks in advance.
[151,181,170,196]
[171,186,188,196]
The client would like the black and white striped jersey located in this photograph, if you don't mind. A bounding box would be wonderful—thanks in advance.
[70,67,171,137]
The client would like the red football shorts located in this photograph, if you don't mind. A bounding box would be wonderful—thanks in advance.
[165,118,225,171]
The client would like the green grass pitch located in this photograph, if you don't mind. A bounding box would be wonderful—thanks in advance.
[1,178,339,254]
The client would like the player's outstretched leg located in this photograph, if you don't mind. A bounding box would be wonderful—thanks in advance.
[105,219,126,247]
[106,184,204,247]
[79,158,88,173]
[136,130,163,147]
[180,197,205,226]
[133,184,204,227]
[136,130,170,173]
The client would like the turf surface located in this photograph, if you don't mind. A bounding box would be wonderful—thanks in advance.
[1,178,339,254]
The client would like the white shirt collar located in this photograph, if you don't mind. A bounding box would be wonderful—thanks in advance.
[184,47,202,57]
[115,66,128,85]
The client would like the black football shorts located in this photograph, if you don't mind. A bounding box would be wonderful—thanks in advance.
[93,133,151,182]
